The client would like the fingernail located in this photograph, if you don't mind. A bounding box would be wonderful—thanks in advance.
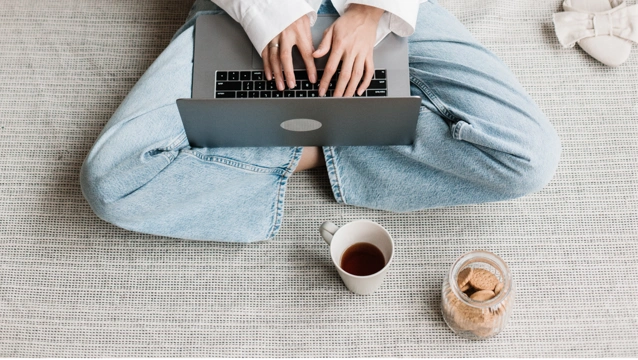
[277,80,284,91]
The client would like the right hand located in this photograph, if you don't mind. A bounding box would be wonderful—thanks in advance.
[261,15,318,91]
[312,4,383,97]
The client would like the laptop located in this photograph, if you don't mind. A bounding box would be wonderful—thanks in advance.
[176,14,421,148]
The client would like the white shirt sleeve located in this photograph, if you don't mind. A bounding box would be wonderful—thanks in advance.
[330,0,423,45]
[210,0,319,55]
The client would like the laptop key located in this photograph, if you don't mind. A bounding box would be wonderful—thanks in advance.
[252,71,263,80]
[266,81,277,91]
[260,91,271,98]
[294,70,309,80]
[216,81,241,91]
[308,90,320,97]
[255,81,265,91]
[295,91,307,97]
[367,89,387,96]
[215,91,235,98]
[237,91,248,98]
[284,90,295,98]
[216,71,227,81]
[272,91,284,98]
[229,71,240,81]
[248,91,259,98]
[242,81,253,91]
[240,71,251,81]
[374,69,386,79]
[301,81,313,90]
[368,79,387,89]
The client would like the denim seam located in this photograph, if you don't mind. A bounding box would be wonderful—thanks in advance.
[182,150,290,175]
[409,71,460,123]
[266,147,303,239]
[157,132,188,163]
[323,146,345,204]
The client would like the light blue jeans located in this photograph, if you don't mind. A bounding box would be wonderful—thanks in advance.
[80,0,561,242]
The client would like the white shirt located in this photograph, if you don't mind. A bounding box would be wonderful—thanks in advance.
[210,0,425,56]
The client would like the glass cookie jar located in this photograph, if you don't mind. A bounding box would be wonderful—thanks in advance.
[441,250,514,340]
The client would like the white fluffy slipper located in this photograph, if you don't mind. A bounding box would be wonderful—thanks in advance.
[554,0,638,66]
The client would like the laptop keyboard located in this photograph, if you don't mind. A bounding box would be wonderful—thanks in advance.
[214,69,388,98]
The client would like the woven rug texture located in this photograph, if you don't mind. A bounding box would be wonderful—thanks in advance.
[0,0,637,357]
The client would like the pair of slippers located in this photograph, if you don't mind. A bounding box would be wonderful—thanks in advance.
[553,0,638,66]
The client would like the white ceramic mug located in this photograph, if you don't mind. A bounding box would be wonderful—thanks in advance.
[319,220,394,295]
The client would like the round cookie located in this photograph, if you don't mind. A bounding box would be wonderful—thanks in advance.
[457,267,473,289]
[468,268,499,291]
[470,289,496,301]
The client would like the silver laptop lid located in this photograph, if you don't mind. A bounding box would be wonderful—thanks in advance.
[176,97,421,147]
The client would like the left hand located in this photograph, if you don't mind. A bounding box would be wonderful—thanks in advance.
[262,15,317,91]
[312,4,384,97]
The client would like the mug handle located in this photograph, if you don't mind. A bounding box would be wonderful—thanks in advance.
[319,221,340,245]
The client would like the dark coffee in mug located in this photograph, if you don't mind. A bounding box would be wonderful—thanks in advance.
[340,242,386,276]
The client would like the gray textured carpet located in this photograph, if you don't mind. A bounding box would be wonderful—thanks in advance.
[1,0,637,357]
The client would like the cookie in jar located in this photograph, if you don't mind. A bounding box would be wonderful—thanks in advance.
[441,250,514,340]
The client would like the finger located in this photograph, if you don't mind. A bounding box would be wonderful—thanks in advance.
[344,54,365,97]
[313,26,333,59]
[297,37,317,83]
[262,47,272,81]
[319,49,341,96]
[356,54,374,96]
[279,36,296,89]
[332,53,354,98]
[268,44,285,91]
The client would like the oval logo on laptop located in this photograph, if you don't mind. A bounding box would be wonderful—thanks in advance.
[280,119,322,132]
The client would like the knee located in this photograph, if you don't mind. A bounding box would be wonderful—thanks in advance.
[80,156,118,225]
[501,123,561,199]
[79,146,163,228]
[80,155,166,237]
[80,138,143,228]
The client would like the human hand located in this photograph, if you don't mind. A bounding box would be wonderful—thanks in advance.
[261,14,317,91]
[312,4,384,97]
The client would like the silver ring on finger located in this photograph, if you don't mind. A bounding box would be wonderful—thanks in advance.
[269,43,279,49]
